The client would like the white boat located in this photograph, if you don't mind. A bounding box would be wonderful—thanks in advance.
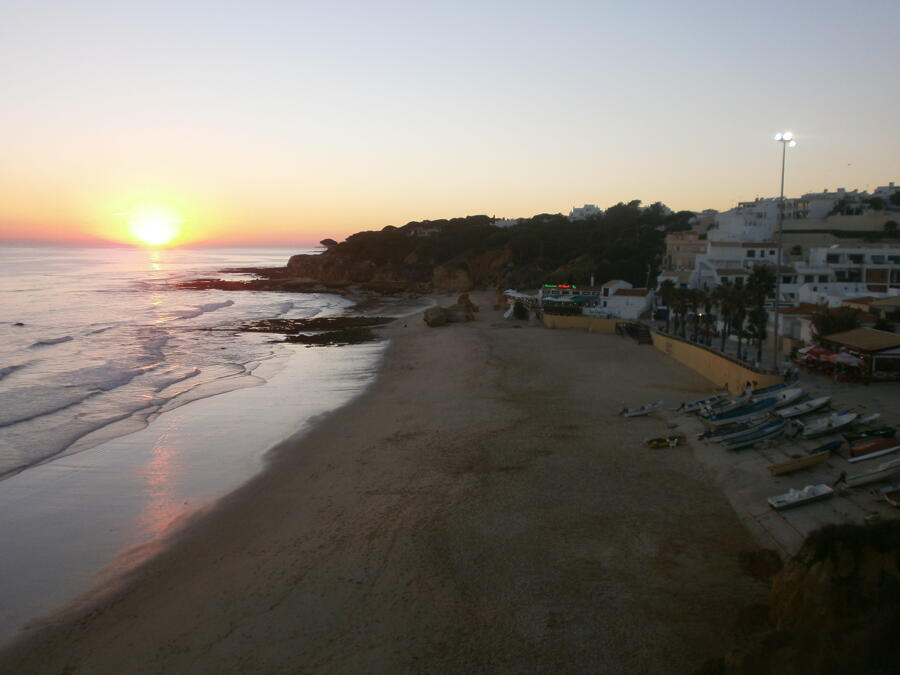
[700,389,752,416]
[772,387,806,409]
[767,484,834,510]
[699,414,770,442]
[838,458,900,488]
[675,392,728,413]
[720,420,786,450]
[795,411,858,439]
[775,396,830,419]
[620,400,664,417]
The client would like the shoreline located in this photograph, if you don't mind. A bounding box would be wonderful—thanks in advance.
[1,294,771,673]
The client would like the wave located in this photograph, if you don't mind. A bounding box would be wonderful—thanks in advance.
[170,300,235,320]
[29,336,73,348]
[0,363,28,381]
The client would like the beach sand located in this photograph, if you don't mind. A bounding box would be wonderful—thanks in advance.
[0,295,768,673]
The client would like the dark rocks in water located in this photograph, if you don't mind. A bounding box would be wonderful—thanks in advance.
[284,327,377,346]
[13,322,24,326]
[236,316,394,333]
[423,307,448,327]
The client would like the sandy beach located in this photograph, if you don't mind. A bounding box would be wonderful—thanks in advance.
[0,295,770,673]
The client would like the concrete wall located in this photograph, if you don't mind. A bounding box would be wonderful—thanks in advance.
[650,332,784,394]
[542,314,619,333]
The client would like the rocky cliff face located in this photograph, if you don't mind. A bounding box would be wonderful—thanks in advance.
[715,521,900,674]
[287,243,513,293]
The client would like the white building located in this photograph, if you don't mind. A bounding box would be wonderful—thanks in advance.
[568,204,603,221]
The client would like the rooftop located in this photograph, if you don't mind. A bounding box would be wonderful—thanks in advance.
[601,279,628,288]
[821,328,900,352]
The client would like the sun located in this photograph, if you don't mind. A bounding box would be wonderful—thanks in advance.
[128,205,182,246]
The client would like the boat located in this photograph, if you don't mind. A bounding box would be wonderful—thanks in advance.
[699,389,753,416]
[771,387,806,409]
[697,414,771,441]
[751,378,797,398]
[767,440,843,476]
[794,411,858,439]
[720,419,786,450]
[854,413,881,427]
[703,397,781,427]
[767,484,834,510]
[869,482,900,500]
[886,490,900,508]
[675,392,728,413]
[620,400,664,417]
[843,425,895,443]
[837,458,900,489]
[847,438,900,463]
[644,435,686,448]
[775,396,830,419]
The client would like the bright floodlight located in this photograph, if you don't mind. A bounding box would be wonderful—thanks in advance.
[788,140,797,147]
[782,131,793,141]
[775,133,783,141]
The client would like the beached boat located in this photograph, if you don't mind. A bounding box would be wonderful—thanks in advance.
[704,397,781,427]
[698,414,770,441]
[643,435,686,448]
[620,400,664,417]
[843,425,896,443]
[775,396,830,419]
[675,392,728,413]
[855,413,881,426]
[847,438,900,463]
[767,484,834,510]
[771,387,806,409]
[837,458,900,489]
[868,482,900,500]
[795,411,858,439]
[751,379,796,398]
[720,419,786,450]
[767,440,843,476]
[886,490,900,508]
[699,389,753,416]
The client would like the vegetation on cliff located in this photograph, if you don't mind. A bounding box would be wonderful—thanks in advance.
[287,202,694,292]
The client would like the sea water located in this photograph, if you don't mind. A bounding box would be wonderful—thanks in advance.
[0,245,420,644]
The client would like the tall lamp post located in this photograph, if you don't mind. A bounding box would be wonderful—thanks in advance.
[772,131,797,372]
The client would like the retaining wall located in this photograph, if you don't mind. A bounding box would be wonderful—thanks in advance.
[542,315,619,333]
[650,332,783,394]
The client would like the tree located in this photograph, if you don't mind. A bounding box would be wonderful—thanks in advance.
[658,279,676,332]
[670,287,690,338]
[885,220,899,235]
[711,280,734,352]
[890,192,900,207]
[812,307,861,337]
[866,197,885,211]
[747,265,776,364]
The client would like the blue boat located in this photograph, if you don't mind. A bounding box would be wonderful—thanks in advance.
[705,396,779,427]
[720,419,786,450]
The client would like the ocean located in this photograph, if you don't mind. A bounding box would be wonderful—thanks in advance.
[0,245,423,644]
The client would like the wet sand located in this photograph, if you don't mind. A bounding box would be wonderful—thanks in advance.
[0,296,768,673]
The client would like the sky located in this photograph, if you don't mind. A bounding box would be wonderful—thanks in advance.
[1,0,898,247]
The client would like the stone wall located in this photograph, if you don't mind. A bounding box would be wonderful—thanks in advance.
[542,315,619,333]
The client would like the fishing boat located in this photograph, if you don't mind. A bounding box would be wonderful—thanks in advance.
[643,435,686,448]
[767,484,834,510]
[837,457,900,489]
[767,440,843,476]
[843,425,895,443]
[699,388,753,416]
[620,400,664,417]
[795,411,858,439]
[847,438,900,463]
[675,392,728,413]
[703,397,781,427]
[771,387,806,409]
[720,419,786,450]
[775,396,830,419]
[854,413,881,426]
[869,482,900,500]
[697,414,770,441]
[751,378,796,398]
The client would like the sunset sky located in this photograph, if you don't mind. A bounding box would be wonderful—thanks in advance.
[2,0,898,247]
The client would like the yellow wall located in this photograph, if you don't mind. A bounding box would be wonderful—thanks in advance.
[542,315,619,333]
[650,333,783,394]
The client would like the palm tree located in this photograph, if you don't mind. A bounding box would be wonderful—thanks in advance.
[712,280,734,352]
[748,265,776,364]
[658,279,676,333]
[670,288,689,338]
[732,283,749,361]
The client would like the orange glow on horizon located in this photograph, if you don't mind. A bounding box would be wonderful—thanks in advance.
[125,204,182,247]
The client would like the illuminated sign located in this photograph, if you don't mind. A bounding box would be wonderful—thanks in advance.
[543,284,576,289]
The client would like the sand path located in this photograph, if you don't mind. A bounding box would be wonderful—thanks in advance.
[1,298,767,673]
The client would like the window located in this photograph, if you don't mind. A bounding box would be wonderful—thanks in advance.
[889,255,900,265]
[848,254,864,264]
[746,250,756,258]
[871,255,885,264]
[769,250,776,256]
[836,269,862,282]
[804,275,815,283]
[826,254,841,264]
[818,275,829,282]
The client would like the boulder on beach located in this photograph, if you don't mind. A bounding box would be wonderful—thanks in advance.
[423,307,448,327]
[456,293,479,312]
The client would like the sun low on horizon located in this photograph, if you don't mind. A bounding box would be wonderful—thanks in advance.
[124,205,183,247]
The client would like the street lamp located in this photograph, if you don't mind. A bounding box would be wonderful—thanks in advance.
[772,131,797,372]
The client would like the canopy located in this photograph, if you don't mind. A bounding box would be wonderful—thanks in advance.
[799,345,835,361]
[829,351,864,367]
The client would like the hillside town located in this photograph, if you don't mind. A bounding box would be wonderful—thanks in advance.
[529,182,900,381]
